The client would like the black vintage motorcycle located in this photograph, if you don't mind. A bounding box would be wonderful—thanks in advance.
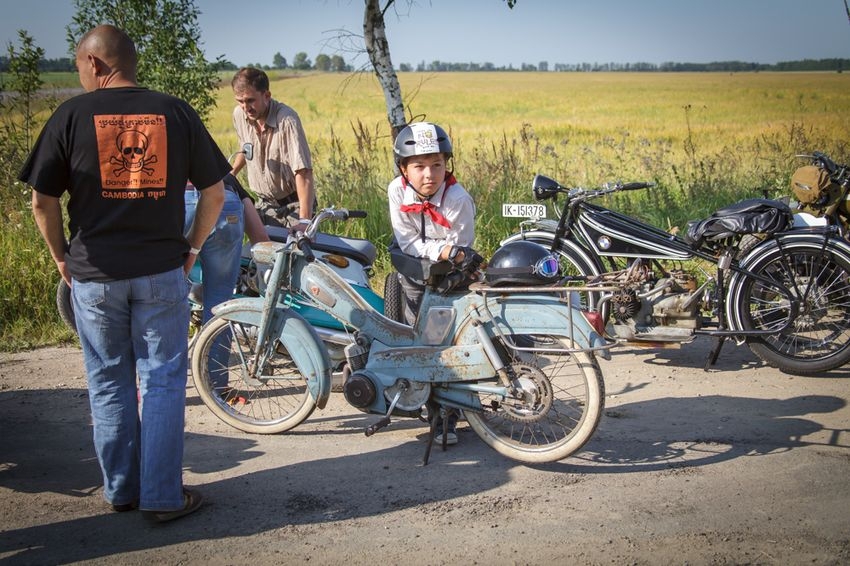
[503,174,850,375]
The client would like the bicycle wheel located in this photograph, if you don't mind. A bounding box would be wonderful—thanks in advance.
[465,335,604,464]
[191,315,317,434]
[728,239,850,375]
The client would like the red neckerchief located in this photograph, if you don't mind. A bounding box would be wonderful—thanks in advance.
[399,175,457,239]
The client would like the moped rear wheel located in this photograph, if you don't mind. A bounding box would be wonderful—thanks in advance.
[382,271,405,323]
[191,316,317,434]
[465,338,604,464]
[728,239,850,375]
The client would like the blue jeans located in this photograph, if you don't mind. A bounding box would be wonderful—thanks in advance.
[184,187,245,323]
[185,187,245,389]
[72,267,190,511]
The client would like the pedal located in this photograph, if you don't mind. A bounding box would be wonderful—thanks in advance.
[364,416,390,436]
[363,388,403,437]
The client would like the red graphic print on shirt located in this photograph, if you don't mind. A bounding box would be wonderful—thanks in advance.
[94,114,168,192]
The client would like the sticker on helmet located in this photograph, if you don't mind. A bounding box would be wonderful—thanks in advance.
[410,122,440,154]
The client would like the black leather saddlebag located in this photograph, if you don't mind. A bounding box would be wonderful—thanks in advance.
[684,198,793,248]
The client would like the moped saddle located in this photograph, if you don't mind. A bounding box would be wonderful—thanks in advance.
[386,237,453,287]
[684,198,793,247]
[266,226,377,266]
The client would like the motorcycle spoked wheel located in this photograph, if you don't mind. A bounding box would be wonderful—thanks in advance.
[191,315,317,434]
[465,335,605,464]
[727,240,850,375]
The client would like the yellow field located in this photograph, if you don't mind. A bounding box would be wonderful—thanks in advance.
[206,71,850,236]
[209,71,850,157]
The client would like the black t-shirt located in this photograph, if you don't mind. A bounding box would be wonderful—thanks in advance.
[19,87,230,282]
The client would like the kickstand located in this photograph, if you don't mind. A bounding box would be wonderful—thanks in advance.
[704,337,725,371]
[422,413,440,466]
[422,406,453,466]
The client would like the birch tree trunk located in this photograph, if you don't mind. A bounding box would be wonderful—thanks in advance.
[364,0,407,138]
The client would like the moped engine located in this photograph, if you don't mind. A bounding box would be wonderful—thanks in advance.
[343,370,376,409]
[342,336,375,409]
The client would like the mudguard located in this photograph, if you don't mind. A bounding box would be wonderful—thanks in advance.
[211,298,332,409]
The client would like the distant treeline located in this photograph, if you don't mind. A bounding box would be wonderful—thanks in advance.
[406,58,850,73]
[1,56,848,74]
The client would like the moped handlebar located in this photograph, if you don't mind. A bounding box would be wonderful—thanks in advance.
[303,207,368,239]
[297,236,315,263]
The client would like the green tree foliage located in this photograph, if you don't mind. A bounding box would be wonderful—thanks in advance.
[67,0,222,120]
[314,54,330,71]
[292,51,311,70]
[5,32,44,148]
[330,55,347,72]
[272,52,287,69]
[211,59,238,72]
[1,30,50,204]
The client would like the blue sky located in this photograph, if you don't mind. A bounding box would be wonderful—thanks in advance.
[2,0,849,68]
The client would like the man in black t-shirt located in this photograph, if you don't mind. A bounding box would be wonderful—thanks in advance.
[19,24,227,523]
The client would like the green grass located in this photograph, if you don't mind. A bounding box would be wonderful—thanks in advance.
[3,70,849,350]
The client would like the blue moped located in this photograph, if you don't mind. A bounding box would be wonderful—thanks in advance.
[190,207,614,464]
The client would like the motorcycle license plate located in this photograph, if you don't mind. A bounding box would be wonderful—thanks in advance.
[502,204,546,218]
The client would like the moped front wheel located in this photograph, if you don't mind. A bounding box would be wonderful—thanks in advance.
[191,316,317,434]
[727,238,850,375]
[465,339,604,464]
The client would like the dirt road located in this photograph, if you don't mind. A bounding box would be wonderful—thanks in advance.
[1,339,849,565]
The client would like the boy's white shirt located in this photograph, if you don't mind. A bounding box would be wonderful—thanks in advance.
[388,175,476,262]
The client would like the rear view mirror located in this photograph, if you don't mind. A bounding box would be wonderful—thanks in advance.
[242,142,253,161]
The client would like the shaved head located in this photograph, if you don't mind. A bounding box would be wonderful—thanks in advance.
[76,24,137,81]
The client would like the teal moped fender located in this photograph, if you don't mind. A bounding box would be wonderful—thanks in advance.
[211,298,332,409]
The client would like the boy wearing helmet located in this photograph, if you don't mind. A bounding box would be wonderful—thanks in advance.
[387,122,483,445]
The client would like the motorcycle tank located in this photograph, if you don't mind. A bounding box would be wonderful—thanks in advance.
[576,203,692,260]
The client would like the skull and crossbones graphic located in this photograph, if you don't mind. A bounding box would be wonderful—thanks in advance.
[109,130,158,177]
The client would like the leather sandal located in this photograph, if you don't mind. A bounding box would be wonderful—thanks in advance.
[142,488,203,523]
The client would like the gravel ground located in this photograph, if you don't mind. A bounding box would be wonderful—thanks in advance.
[1,339,849,565]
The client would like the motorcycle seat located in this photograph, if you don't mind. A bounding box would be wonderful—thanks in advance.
[684,198,793,248]
[266,226,377,266]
